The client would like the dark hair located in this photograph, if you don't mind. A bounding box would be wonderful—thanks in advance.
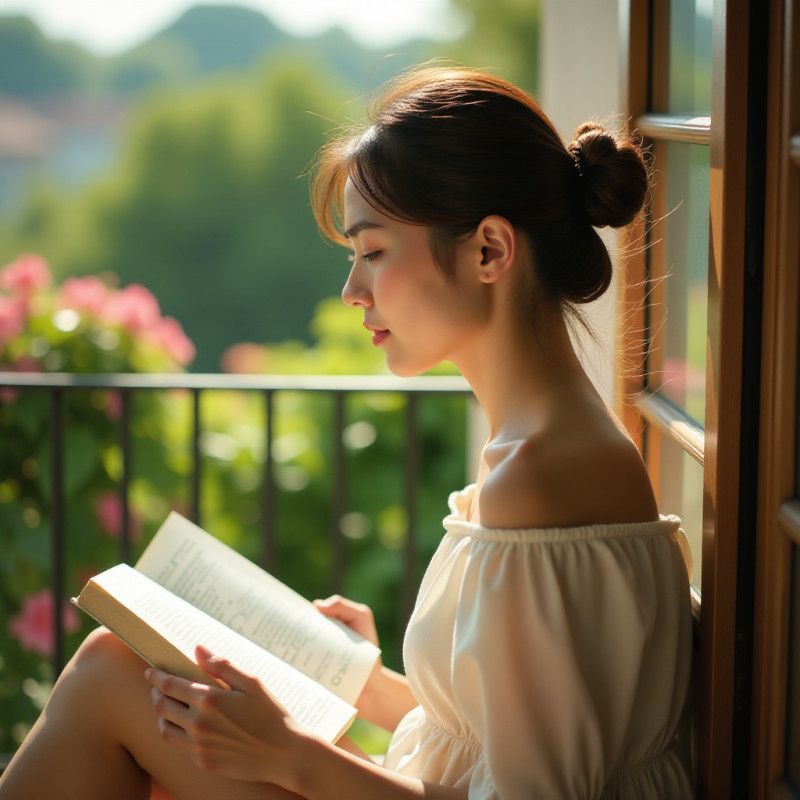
[311,66,647,308]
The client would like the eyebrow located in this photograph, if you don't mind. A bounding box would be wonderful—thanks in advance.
[344,220,384,239]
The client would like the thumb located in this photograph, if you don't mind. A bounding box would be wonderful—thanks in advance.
[195,645,256,693]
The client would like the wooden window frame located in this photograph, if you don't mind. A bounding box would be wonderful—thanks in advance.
[751,0,800,795]
[619,1,754,797]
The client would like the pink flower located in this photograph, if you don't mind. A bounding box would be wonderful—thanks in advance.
[155,317,195,366]
[0,295,26,346]
[93,491,141,541]
[8,589,80,656]
[105,284,161,335]
[0,357,41,404]
[0,254,51,298]
[58,275,111,317]
[221,343,268,374]
[105,389,122,422]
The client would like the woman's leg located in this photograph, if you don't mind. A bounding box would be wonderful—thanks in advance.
[0,628,300,800]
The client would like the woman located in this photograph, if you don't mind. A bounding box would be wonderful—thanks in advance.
[0,66,693,799]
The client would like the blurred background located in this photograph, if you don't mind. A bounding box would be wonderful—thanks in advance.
[0,0,541,370]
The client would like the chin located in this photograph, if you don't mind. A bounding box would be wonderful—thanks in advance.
[385,355,435,378]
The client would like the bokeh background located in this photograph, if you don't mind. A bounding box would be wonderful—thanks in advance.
[0,0,540,370]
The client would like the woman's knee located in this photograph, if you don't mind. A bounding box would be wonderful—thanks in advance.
[57,626,145,694]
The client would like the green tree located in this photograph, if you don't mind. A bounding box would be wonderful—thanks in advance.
[2,57,355,371]
[436,0,540,94]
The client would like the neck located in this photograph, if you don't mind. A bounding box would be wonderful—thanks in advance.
[451,301,592,442]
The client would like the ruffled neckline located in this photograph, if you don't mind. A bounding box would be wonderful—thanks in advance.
[445,484,685,545]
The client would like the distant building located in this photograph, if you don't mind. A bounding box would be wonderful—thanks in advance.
[0,93,128,215]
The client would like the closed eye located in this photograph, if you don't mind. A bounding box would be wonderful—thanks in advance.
[347,250,381,264]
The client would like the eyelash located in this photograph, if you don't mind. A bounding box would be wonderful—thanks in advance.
[348,250,381,264]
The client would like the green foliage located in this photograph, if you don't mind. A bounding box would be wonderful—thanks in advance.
[1,57,357,371]
[442,0,541,94]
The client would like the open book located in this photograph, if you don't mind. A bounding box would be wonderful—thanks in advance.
[72,512,380,743]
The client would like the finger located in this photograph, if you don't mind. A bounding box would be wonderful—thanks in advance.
[194,646,257,695]
[156,713,191,746]
[150,687,193,745]
[150,685,191,728]
[314,596,366,624]
[146,668,209,706]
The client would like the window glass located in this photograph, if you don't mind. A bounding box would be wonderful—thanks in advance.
[650,141,710,424]
[657,435,703,591]
[668,0,713,114]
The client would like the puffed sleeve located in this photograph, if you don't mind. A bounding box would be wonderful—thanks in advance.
[450,524,693,799]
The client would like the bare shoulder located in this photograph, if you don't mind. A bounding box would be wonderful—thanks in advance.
[476,418,659,530]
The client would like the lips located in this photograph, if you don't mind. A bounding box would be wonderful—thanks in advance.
[363,322,389,346]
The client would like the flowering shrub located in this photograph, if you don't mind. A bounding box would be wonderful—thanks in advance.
[0,255,194,374]
[7,590,80,658]
[0,254,196,751]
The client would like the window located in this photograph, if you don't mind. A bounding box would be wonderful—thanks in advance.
[750,1,800,790]
[621,0,755,796]
[620,0,712,610]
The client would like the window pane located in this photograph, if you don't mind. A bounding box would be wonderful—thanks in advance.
[651,141,710,424]
[787,544,800,787]
[657,434,703,591]
[668,0,713,114]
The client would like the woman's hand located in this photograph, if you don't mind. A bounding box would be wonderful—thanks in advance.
[145,645,309,789]
[313,595,381,648]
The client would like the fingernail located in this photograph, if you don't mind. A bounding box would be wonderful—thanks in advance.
[144,668,152,681]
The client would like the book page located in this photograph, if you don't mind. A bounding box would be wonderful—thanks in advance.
[85,564,356,742]
[135,513,379,705]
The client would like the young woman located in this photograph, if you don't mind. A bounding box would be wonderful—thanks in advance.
[0,66,694,799]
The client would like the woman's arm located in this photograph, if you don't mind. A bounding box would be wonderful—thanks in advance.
[356,665,416,732]
[146,647,465,800]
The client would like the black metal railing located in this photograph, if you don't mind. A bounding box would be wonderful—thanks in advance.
[0,372,474,680]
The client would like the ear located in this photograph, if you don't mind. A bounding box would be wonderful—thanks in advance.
[474,215,516,284]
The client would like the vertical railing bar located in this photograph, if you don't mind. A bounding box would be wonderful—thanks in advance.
[50,388,65,677]
[192,389,201,526]
[261,389,276,574]
[119,390,131,564]
[403,392,419,627]
[331,391,346,595]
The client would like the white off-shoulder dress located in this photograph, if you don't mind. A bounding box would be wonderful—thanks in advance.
[383,485,694,799]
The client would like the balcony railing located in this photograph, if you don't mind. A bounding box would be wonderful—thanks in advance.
[0,371,474,684]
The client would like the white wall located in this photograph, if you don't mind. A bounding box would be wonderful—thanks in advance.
[540,0,622,407]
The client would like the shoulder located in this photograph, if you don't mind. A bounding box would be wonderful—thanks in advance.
[476,422,658,530]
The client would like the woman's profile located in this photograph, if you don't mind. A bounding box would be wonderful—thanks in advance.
[0,65,694,799]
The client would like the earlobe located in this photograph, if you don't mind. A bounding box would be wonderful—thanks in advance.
[476,215,516,284]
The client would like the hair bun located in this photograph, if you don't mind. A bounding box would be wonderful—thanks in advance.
[568,122,647,229]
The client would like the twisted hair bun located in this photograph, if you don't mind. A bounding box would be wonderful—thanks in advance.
[568,122,647,228]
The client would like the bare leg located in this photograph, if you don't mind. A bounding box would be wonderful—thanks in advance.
[0,628,302,800]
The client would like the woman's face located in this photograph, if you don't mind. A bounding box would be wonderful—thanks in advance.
[341,179,489,377]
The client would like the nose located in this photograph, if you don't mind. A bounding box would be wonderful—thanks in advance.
[341,262,373,308]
